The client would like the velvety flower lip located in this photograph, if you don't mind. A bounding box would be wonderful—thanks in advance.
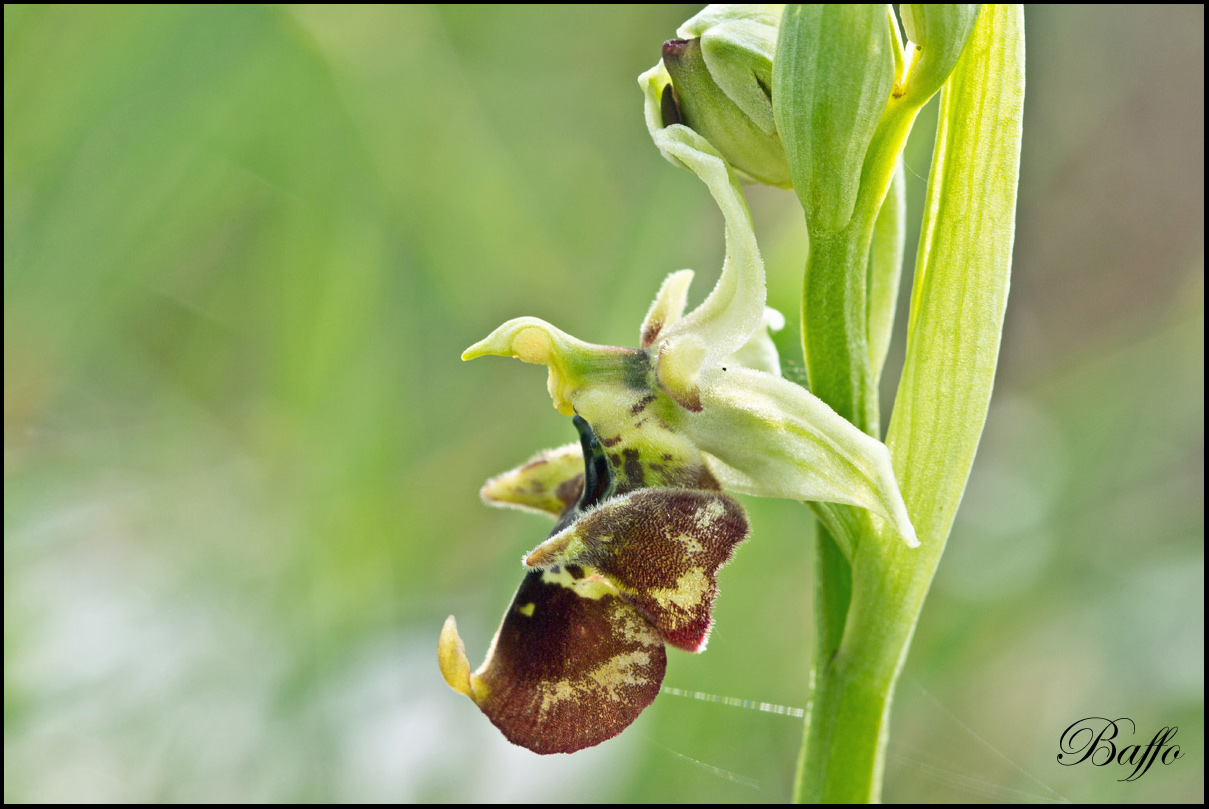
[441,120,918,756]
[440,416,749,754]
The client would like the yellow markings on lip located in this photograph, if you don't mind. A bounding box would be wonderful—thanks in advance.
[694,499,727,529]
[647,567,710,612]
[538,565,617,600]
[537,649,654,720]
[677,532,706,554]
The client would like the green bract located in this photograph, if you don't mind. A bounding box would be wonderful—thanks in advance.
[773,4,895,232]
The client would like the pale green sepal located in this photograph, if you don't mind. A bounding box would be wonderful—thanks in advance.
[898,5,981,104]
[773,4,896,233]
[654,127,767,369]
[686,366,918,546]
[867,161,906,381]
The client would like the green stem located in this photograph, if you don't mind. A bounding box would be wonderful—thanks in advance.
[794,7,1024,802]
[799,95,924,437]
[795,54,928,809]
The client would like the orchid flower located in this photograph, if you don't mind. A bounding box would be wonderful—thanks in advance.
[439,125,916,755]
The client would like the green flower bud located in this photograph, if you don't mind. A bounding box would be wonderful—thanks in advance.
[640,4,790,187]
[898,4,981,103]
[773,4,896,232]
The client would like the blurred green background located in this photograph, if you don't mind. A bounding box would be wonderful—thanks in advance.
[4,4,1202,803]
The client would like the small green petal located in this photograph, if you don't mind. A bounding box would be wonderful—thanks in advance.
[480,442,584,519]
[640,269,695,348]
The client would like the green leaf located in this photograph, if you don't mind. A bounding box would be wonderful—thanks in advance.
[888,3,1025,547]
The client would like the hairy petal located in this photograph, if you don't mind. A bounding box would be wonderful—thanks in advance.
[640,269,695,349]
[526,489,749,653]
[461,568,666,755]
[480,442,584,519]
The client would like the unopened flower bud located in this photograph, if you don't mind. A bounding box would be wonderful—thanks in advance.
[641,5,790,187]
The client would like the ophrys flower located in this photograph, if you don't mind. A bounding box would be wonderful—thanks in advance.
[440,126,916,754]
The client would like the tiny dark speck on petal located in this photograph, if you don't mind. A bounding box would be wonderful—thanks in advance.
[631,393,657,416]
[622,448,645,488]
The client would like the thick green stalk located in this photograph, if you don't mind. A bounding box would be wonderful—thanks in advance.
[794,31,935,808]
[799,97,927,438]
[793,6,1025,802]
[867,164,906,383]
